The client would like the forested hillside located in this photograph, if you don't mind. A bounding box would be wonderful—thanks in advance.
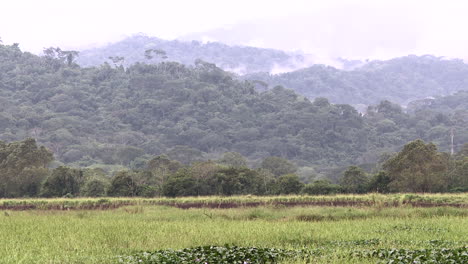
[77,36,468,106]
[0,43,466,174]
[245,55,468,105]
[76,35,305,74]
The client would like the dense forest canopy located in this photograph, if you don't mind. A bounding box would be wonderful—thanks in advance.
[1,138,466,198]
[0,42,467,178]
[245,55,468,105]
[76,36,468,106]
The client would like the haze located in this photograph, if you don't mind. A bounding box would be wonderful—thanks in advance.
[1,0,468,61]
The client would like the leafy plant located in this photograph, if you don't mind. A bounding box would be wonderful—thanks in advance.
[118,245,315,264]
[355,247,468,263]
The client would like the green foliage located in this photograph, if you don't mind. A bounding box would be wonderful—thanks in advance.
[162,169,198,197]
[383,140,448,192]
[209,167,264,196]
[82,178,107,197]
[246,55,468,105]
[357,247,468,264]
[1,42,467,196]
[119,245,313,264]
[368,171,391,193]
[276,174,304,194]
[0,138,53,197]
[0,42,466,173]
[41,166,83,197]
[1,202,467,263]
[302,179,342,195]
[261,157,297,177]
[341,166,369,193]
[448,144,468,191]
[108,171,140,197]
[218,152,248,168]
[77,34,297,74]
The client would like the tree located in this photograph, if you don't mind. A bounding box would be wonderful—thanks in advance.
[162,169,197,197]
[276,174,304,194]
[368,171,391,193]
[218,152,248,168]
[82,178,107,197]
[0,139,53,197]
[43,47,79,66]
[167,146,204,165]
[340,166,368,193]
[449,157,468,192]
[108,56,125,67]
[115,146,144,166]
[302,179,341,195]
[15,167,50,197]
[261,157,297,177]
[447,144,468,191]
[41,166,83,197]
[144,49,168,60]
[190,161,221,195]
[383,140,448,192]
[207,167,263,196]
[108,171,140,197]
[146,155,183,193]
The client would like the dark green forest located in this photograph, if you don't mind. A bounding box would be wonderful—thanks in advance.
[75,36,468,106]
[245,55,468,105]
[1,138,466,198]
[1,43,467,170]
[0,41,467,197]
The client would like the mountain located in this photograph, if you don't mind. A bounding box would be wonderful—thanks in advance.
[76,35,311,74]
[245,55,468,105]
[0,43,466,173]
[78,36,468,106]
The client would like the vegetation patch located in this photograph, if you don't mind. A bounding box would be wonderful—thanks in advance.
[118,245,315,264]
[354,247,468,264]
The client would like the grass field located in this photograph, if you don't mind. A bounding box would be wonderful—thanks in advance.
[1,194,467,263]
[1,193,467,210]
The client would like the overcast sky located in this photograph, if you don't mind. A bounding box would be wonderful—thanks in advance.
[1,0,468,60]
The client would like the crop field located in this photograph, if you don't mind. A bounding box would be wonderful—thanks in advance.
[0,194,467,263]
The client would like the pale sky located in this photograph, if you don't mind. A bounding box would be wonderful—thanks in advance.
[1,0,468,60]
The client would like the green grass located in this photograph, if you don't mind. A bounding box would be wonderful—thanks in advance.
[1,193,467,210]
[1,203,467,263]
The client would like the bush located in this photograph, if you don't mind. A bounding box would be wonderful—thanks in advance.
[277,174,304,194]
[302,180,342,195]
[82,179,107,197]
[40,166,83,197]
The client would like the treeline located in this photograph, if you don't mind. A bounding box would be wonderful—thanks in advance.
[0,42,467,175]
[1,138,466,198]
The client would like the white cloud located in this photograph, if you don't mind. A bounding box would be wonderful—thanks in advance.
[1,0,468,60]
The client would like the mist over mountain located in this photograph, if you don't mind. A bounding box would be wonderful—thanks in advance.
[76,35,317,75]
[76,35,468,107]
[245,55,468,106]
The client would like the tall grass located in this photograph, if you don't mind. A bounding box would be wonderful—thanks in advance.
[1,193,467,210]
[0,205,467,263]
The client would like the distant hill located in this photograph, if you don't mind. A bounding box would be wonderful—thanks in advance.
[0,43,466,173]
[245,55,468,105]
[76,35,311,74]
[76,36,468,107]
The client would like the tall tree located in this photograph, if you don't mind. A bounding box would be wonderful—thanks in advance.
[41,166,83,197]
[383,140,448,192]
[341,166,368,193]
[0,139,53,197]
[261,156,297,177]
